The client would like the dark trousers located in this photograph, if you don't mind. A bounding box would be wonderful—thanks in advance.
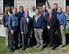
[9,27,18,50]
[48,29,57,46]
[18,29,22,47]
[22,34,30,48]
[43,27,49,44]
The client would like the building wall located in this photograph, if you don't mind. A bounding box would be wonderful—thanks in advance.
[14,0,66,12]
[14,0,36,11]
[0,0,3,14]
[46,0,66,12]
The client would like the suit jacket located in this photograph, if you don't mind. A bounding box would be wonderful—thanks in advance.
[46,14,57,30]
[41,10,48,21]
[20,16,33,34]
[18,11,24,18]
[2,13,9,27]
[52,9,57,15]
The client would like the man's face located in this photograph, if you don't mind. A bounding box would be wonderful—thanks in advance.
[20,7,24,11]
[35,9,40,15]
[42,5,46,11]
[57,8,62,13]
[25,11,29,16]
[48,9,52,14]
[31,5,35,11]
[13,9,17,14]
[54,5,58,9]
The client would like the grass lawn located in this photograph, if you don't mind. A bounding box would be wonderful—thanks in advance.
[0,28,69,54]
[67,16,69,20]
[0,16,69,54]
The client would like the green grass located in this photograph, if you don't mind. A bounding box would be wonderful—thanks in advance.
[67,16,69,20]
[0,28,69,54]
[0,16,69,54]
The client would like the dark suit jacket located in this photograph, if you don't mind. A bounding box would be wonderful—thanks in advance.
[52,9,57,15]
[46,14,57,30]
[2,13,9,27]
[41,10,48,21]
[20,16,33,34]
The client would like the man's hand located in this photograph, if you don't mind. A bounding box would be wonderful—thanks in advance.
[41,29,43,32]
[11,30,14,34]
[21,32,23,35]
[47,26,51,30]
[62,26,65,31]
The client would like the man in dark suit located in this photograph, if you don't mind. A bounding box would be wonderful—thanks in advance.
[41,4,49,44]
[46,9,57,50]
[20,10,33,50]
[52,3,58,15]
[18,6,25,47]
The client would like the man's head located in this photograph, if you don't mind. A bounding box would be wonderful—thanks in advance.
[48,9,52,14]
[13,7,18,14]
[31,5,35,11]
[35,8,40,15]
[53,3,58,9]
[24,10,29,16]
[42,4,46,11]
[19,6,24,11]
[57,7,62,13]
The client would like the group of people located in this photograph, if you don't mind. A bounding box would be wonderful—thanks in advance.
[2,3,67,52]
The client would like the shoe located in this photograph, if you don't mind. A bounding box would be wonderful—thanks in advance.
[52,45,57,50]
[61,45,66,47]
[10,49,14,53]
[52,47,56,50]
[28,46,31,48]
[38,46,43,50]
[22,48,25,50]
[48,44,52,47]
[36,45,40,48]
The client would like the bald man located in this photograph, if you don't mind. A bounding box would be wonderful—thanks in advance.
[57,7,67,47]
[29,5,36,18]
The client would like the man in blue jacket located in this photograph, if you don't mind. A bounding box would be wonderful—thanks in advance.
[8,8,19,52]
[33,8,45,49]
[57,7,67,47]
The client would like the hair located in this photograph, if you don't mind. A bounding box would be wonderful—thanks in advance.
[43,4,46,6]
[35,8,41,14]
[25,10,29,13]
[54,3,58,6]
[19,6,23,9]
[13,7,17,10]
[35,8,40,12]
[58,7,62,10]
[7,7,12,14]
[36,8,39,10]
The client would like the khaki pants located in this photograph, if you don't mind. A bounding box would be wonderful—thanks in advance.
[60,25,66,45]
[5,27,9,46]
[34,28,43,47]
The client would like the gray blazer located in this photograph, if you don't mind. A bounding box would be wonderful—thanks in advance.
[20,16,33,34]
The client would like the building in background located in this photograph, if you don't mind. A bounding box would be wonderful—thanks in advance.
[0,0,69,14]
[0,0,69,36]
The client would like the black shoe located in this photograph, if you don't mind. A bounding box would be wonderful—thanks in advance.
[22,48,25,50]
[36,45,40,48]
[10,49,14,53]
[52,45,57,50]
[28,46,31,48]
[38,46,43,50]
[48,44,52,47]
[61,45,66,47]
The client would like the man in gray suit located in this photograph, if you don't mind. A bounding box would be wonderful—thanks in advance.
[20,10,33,50]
